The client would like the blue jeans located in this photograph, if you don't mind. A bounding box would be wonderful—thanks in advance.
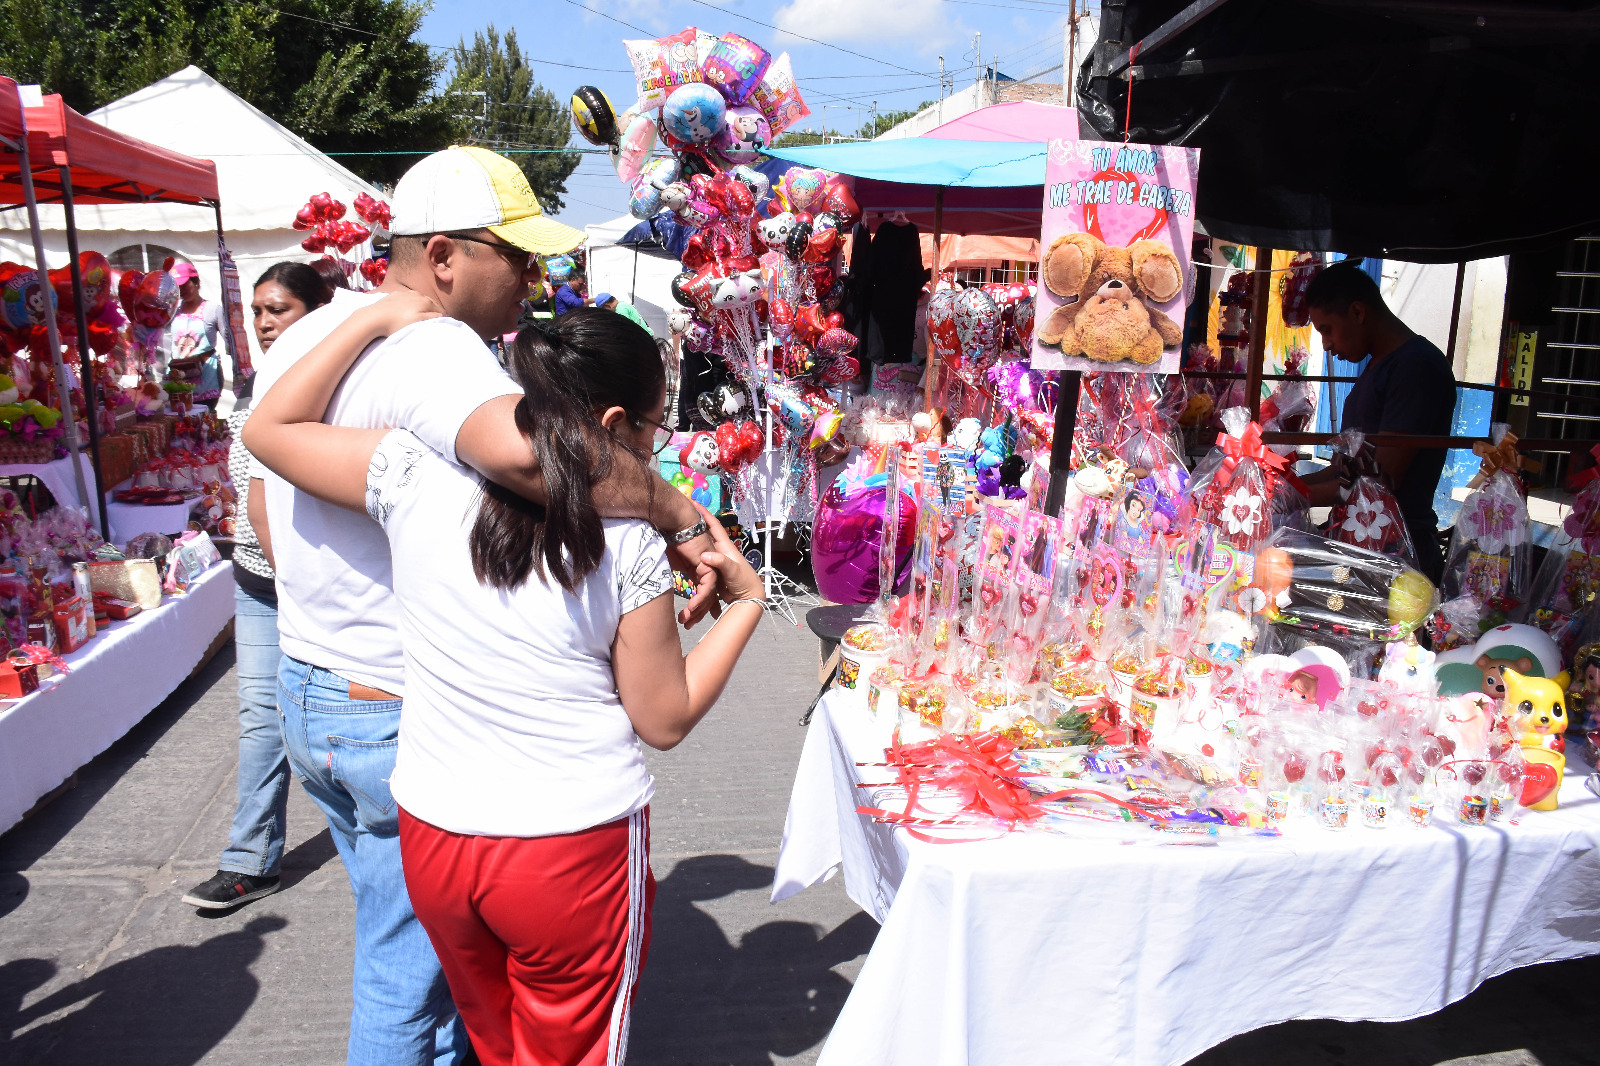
[278,654,467,1066]
[218,583,288,877]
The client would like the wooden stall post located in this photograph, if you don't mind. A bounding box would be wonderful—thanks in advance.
[923,187,945,412]
[1246,246,1273,422]
[60,176,109,540]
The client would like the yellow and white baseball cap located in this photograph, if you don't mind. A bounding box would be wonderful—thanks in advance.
[390,145,585,256]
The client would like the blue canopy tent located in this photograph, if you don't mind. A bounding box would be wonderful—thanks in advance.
[762,139,1048,238]
[758,137,1082,512]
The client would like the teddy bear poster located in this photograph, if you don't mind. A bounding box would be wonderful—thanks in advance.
[1032,138,1201,376]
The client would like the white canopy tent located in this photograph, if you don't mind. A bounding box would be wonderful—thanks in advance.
[584,214,682,338]
[0,65,386,369]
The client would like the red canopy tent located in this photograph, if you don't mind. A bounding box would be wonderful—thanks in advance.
[0,83,223,538]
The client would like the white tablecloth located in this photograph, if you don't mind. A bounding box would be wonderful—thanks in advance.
[0,452,102,526]
[774,690,1600,1066]
[0,561,236,832]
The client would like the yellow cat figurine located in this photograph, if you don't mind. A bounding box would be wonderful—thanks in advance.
[1503,668,1568,811]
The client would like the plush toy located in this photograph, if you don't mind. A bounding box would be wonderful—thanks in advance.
[1036,232,1183,365]
[1378,634,1437,696]
[1502,667,1568,810]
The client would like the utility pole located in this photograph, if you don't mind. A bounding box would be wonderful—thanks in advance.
[973,32,981,90]
[938,55,946,123]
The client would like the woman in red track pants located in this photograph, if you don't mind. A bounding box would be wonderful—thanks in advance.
[248,298,765,1066]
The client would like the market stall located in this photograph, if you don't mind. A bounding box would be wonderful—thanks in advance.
[569,27,1600,1062]
[0,558,233,833]
[0,79,241,831]
[776,692,1600,1066]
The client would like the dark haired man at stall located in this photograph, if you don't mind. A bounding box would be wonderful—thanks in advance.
[1300,261,1457,584]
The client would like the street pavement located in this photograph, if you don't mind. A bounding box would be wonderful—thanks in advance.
[1,606,1596,1065]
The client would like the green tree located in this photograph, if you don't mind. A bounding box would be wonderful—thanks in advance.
[444,26,579,214]
[0,0,453,184]
[771,127,843,148]
[855,101,935,139]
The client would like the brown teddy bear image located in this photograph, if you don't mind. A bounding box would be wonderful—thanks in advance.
[1037,232,1184,365]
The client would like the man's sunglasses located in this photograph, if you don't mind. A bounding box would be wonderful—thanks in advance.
[436,232,539,274]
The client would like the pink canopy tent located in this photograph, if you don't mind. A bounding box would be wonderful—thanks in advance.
[839,102,1075,238]
[922,100,1079,143]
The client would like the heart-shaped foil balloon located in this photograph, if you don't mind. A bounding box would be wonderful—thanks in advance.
[820,179,860,228]
[780,168,826,213]
[815,326,857,359]
[926,289,962,367]
[954,287,1002,366]
[1012,294,1035,350]
[769,298,794,341]
[735,420,765,462]
[819,355,860,384]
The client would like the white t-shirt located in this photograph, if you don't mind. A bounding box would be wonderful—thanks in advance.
[365,430,674,837]
[250,289,523,693]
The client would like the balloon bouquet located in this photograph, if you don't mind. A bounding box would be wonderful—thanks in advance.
[115,258,180,377]
[292,191,390,288]
[571,28,858,527]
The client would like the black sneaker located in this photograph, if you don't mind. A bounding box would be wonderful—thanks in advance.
[181,870,282,910]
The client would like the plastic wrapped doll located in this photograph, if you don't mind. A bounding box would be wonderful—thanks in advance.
[1443,427,1533,624]
[1520,476,1599,657]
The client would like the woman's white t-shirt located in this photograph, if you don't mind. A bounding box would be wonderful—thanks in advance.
[365,429,674,838]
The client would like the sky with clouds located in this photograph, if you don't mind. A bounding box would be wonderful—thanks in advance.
[419,0,1094,231]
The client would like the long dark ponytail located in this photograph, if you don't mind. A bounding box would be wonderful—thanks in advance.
[470,307,665,593]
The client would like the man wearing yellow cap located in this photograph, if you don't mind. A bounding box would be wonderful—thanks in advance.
[235,147,717,1066]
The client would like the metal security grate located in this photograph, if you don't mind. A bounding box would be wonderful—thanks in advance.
[1532,237,1600,486]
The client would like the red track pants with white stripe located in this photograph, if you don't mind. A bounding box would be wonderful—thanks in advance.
[398,807,654,1066]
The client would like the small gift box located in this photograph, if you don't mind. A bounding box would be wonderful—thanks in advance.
[52,595,89,654]
[88,559,162,610]
[0,657,38,698]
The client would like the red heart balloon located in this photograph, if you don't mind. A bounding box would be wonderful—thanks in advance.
[118,269,144,320]
[681,235,712,272]
[809,264,836,294]
[824,311,843,330]
[735,420,764,462]
[78,251,112,318]
[815,326,857,359]
[1519,760,1559,808]
[293,204,318,230]
[308,192,335,219]
[821,181,860,228]
[819,355,859,384]
[769,298,794,340]
[926,289,962,366]
[714,422,742,471]
[302,233,329,254]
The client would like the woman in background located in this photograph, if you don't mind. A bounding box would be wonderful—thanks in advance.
[182,261,331,911]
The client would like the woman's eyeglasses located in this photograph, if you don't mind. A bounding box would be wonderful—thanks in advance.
[635,414,675,455]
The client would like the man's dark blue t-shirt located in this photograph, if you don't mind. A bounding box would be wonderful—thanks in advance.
[1340,334,1456,566]
[553,284,585,316]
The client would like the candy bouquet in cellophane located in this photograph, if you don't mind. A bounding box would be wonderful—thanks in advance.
[821,386,1573,843]
[1439,427,1536,643]
[1520,453,1600,657]
[1325,428,1417,566]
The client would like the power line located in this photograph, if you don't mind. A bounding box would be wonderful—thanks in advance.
[674,0,927,76]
